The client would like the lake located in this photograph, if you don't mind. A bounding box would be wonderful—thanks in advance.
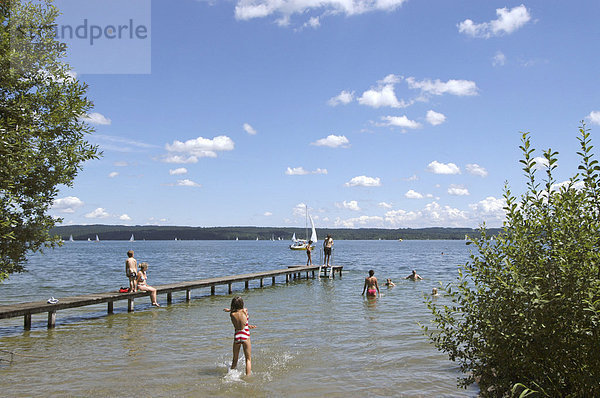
[0,239,478,397]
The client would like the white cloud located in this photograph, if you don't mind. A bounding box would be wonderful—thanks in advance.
[336,200,361,211]
[163,155,199,164]
[169,167,188,175]
[405,189,424,199]
[345,175,381,187]
[358,84,409,108]
[378,115,421,129]
[234,0,408,23]
[176,179,201,187]
[532,156,549,170]
[243,123,257,135]
[304,16,320,28]
[493,51,506,66]
[52,196,84,213]
[587,111,600,125]
[164,135,234,162]
[114,161,129,167]
[458,5,531,39]
[85,207,110,219]
[334,215,384,228]
[469,196,506,224]
[328,90,355,106]
[108,171,119,178]
[426,161,461,175]
[378,201,393,209]
[79,112,111,125]
[551,180,585,192]
[448,184,470,196]
[386,201,469,227]
[286,166,309,175]
[404,174,418,181]
[406,77,478,96]
[285,167,328,175]
[379,74,402,85]
[426,110,446,126]
[119,214,132,221]
[264,211,273,216]
[466,163,488,177]
[293,202,309,217]
[311,134,350,148]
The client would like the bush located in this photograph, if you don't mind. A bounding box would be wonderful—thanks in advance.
[423,123,600,397]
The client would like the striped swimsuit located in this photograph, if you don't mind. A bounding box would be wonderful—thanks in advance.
[234,316,250,343]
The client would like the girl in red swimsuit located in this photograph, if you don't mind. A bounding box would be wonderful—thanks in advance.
[224,297,256,375]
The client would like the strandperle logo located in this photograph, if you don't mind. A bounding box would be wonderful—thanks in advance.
[54,18,149,46]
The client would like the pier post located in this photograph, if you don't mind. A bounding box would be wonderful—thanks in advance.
[286,274,289,283]
[272,276,276,285]
[228,283,232,294]
[245,281,249,290]
[128,298,134,312]
[260,278,263,287]
[186,290,191,301]
[24,314,31,330]
[312,270,315,278]
[305,271,309,279]
[48,311,56,329]
[167,292,172,304]
[108,301,114,314]
[211,286,215,295]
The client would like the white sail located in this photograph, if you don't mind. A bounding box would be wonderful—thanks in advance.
[130,234,134,242]
[309,215,317,243]
[69,235,74,242]
[291,232,297,242]
[95,234,99,242]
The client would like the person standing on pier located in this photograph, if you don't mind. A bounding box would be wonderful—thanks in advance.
[323,234,333,267]
[224,297,256,376]
[362,270,380,298]
[125,250,138,292]
[306,240,313,265]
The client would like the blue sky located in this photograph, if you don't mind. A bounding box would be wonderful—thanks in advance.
[49,0,600,229]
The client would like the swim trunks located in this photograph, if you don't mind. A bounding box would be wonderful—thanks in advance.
[324,247,332,255]
[127,270,137,279]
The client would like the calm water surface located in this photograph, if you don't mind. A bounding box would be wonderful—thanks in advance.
[0,240,478,397]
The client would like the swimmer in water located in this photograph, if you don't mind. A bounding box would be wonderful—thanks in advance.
[362,270,380,298]
[405,269,423,281]
[385,278,396,287]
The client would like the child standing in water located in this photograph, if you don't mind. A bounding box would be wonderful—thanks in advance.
[224,297,256,375]
[306,240,313,265]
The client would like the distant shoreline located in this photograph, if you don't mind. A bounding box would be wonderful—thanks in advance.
[51,224,500,241]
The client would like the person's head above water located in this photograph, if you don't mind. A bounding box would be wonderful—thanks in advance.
[230,296,244,312]
[369,270,374,277]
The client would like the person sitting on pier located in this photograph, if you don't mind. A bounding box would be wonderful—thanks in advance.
[362,270,380,298]
[125,250,138,292]
[136,262,160,307]
[306,240,313,266]
[224,297,256,376]
[405,269,423,281]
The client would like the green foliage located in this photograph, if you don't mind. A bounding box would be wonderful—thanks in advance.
[0,0,100,281]
[423,123,600,397]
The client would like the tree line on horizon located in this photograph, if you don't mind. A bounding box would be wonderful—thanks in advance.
[50,225,497,241]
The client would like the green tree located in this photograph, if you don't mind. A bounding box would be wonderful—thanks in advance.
[0,0,100,281]
[423,124,600,397]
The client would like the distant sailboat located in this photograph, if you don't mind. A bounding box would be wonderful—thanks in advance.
[290,205,317,250]
[69,235,74,242]
[87,237,91,242]
[256,237,259,241]
[95,234,100,242]
[130,234,134,242]
[235,237,239,241]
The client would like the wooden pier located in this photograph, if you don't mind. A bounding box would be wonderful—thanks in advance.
[0,265,323,330]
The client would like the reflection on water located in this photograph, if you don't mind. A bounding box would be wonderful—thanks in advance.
[0,240,478,396]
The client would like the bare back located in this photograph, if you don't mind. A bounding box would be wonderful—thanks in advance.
[365,276,378,288]
[230,308,248,331]
[125,257,137,273]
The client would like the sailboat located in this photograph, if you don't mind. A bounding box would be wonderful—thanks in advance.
[95,234,100,242]
[129,234,134,242]
[69,235,74,242]
[290,206,317,250]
